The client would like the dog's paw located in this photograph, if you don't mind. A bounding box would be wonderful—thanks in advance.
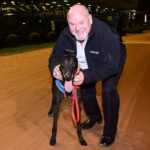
[80,139,87,146]
[49,138,56,146]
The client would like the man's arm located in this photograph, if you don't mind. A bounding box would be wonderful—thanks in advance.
[83,29,121,83]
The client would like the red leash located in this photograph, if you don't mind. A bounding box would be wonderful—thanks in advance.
[72,85,80,124]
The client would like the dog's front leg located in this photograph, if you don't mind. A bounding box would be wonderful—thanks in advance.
[49,93,62,146]
[48,96,55,117]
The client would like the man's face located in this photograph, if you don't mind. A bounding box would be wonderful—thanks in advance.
[67,13,92,41]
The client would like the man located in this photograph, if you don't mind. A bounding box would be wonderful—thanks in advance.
[48,4,126,147]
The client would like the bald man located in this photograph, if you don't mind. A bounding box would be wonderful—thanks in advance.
[48,4,126,147]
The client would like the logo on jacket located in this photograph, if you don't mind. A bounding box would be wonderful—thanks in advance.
[90,50,99,54]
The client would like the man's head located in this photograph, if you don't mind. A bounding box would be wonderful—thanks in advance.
[67,4,92,41]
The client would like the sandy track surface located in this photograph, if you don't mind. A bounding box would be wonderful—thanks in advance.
[0,32,150,150]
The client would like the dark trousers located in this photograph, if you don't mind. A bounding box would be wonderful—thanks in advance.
[81,43,126,136]
[80,64,125,137]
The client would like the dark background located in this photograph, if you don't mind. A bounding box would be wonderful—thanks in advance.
[0,0,149,48]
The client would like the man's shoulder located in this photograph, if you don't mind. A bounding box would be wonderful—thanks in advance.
[91,17,109,39]
[60,26,69,35]
[93,17,108,27]
[59,26,73,39]
[93,17,118,36]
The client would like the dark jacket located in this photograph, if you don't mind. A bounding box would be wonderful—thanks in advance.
[49,17,126,83]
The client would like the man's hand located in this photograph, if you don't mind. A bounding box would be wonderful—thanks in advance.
[74,70,84,85]
[53,65,63,80]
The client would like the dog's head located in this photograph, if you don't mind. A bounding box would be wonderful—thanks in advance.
[59,52,78,93]
[60,53,78,81]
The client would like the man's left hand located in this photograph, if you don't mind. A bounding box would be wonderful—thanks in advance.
[74,71,84,85]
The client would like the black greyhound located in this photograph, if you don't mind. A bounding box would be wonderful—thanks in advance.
[49,52,87,146]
